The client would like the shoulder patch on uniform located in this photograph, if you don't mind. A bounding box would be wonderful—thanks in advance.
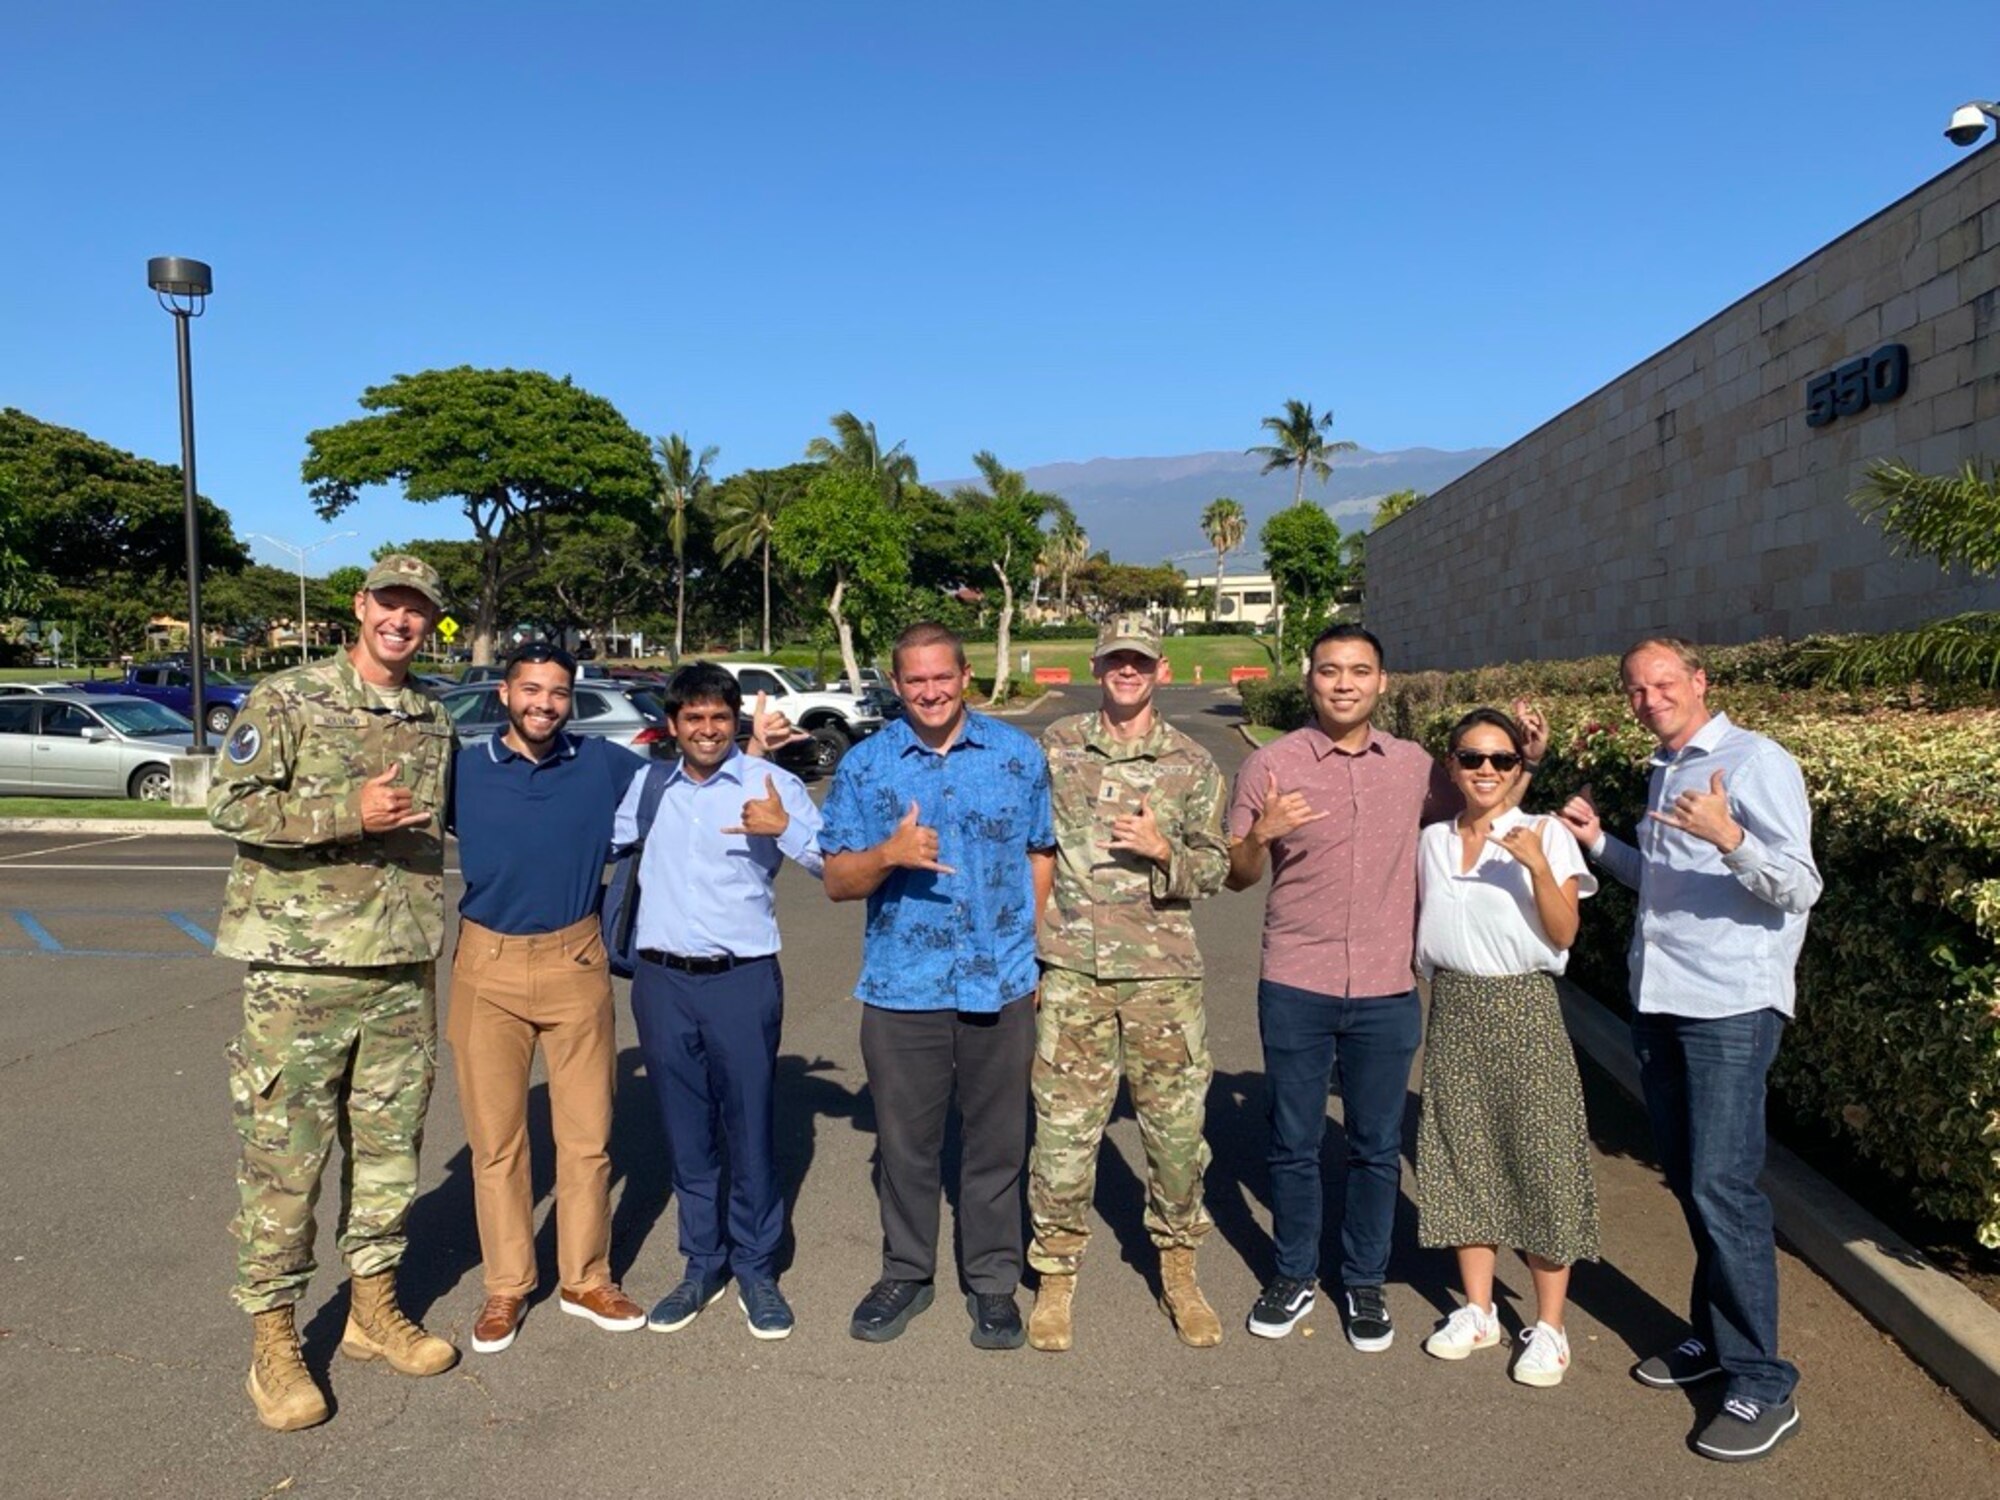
[225,723,262,764]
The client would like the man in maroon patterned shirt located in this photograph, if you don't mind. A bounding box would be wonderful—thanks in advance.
[1226,624,1542,1352]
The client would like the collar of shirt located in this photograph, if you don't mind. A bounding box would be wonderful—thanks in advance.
[485,730,582,766]
[1079,712,1175,761]
[664,745,749,788]
[1447,804,1529,873]
[1301,720,1386,761]
[1649,711,1734,769]
[888,711,992,758]
[333,650,430,718]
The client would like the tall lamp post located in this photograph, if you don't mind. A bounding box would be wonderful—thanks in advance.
[251,531,356,663]
[148,256,215,750]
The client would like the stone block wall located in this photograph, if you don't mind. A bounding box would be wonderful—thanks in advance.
[1366,145,2000,670]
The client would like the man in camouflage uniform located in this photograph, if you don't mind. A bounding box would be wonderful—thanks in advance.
[1028,617,1231,1351]
[210,553,459,1431]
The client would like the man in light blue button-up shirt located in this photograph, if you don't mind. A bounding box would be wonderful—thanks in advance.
[1558,637,1820,1462]
[613,663,823,1342]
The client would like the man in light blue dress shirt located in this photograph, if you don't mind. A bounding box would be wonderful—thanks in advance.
[1559,637,1821,1463]
[611,662,824,1341]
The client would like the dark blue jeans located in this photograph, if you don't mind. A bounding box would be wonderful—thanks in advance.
[1632,1007,1796,1405]
[1257,981,1422,1288]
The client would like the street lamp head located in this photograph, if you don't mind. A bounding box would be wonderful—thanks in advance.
[148,255,212,314]
[1944,101,1998,148]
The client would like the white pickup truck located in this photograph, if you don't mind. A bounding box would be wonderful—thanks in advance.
[716,662,884,775]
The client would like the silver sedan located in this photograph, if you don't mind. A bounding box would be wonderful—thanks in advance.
[0,692,196,800]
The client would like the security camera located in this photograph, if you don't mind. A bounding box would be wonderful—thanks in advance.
[1944,101,1996,148]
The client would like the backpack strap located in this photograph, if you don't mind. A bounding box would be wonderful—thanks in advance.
[634,761,669,845]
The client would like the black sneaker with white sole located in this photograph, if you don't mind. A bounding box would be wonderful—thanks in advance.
[1694,1396,1800,1462]
[1246,1276,1316,1338]
[1632,1336,1722,1388]
[1343,1285,1394,1352]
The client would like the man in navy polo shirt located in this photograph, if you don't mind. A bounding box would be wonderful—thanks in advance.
[445,642,650,1353]
[615,662,823,1342]
[821,621,1055,1351]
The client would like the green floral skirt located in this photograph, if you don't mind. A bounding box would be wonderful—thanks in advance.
[1416,969,1600,1265]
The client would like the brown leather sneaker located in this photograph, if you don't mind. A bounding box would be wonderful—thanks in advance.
[471,1295,527,1354]
[559,1284,646,1333]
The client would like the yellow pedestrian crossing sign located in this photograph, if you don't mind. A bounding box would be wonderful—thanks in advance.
[437,616,459,642]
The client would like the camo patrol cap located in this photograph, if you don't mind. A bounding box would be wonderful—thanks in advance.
[1092,615,1163,661]
[360,553,445,609]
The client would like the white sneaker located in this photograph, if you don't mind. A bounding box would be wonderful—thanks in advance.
[1512,1321,1571,1387]
[1423,1302,1500,1360]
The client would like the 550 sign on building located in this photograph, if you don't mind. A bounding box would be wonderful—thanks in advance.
[1804,343,1909,428]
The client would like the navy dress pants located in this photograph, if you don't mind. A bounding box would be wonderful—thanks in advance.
[631,955,785,1284]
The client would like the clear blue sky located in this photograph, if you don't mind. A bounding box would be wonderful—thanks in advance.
[4,1,1993,572]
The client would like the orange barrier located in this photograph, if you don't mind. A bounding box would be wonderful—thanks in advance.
[1033,667,1072,684]
[1229,666,1271,683]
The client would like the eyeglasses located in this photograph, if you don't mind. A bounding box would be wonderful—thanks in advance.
[504,641,577,674]
[1451,749,1523,772]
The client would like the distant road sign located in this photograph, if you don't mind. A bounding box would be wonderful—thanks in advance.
[437,617,460,642]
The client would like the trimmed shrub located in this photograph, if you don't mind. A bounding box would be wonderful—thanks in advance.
[1239,676,1308,730]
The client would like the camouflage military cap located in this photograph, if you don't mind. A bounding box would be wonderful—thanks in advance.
[1093,616,1162,661]
[361,554,445,609]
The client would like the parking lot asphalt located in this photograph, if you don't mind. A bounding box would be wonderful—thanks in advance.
[1,686,1994,1498]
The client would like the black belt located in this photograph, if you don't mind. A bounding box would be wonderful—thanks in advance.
[638,949,764,975]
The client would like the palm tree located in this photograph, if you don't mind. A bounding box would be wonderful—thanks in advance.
[654,432,718,662]
[714,471,787,656]
[1199,496,1247,623]
[1039,511,1089,616]
[1248,399,1358,506]
[805,411,919,508]
[1815,458,2000,688]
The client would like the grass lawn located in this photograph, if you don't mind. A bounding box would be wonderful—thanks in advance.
[1240,724,1285,747]
[965,635,1278,684]
[0,796,211,820]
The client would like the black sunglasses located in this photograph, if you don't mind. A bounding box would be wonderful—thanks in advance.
[504,641,577,674]
[1451,749,1524,772]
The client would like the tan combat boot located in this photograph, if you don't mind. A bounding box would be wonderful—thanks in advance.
[1028,1273,1075,1352]
[1160,1247,1222,1348]
[340,1270,459,1376]
[247,1305,330,1431]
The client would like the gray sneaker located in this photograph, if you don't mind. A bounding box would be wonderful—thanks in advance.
[1694,1396,1801,1462]
[1633,1336,1722,1388]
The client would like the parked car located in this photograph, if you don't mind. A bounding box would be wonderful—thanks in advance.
[0,682,63,695]
[459,660,611,686]
[0,691,195,800]
[436,680,676,757]
[70,664,252,736]
[714,662,883,775]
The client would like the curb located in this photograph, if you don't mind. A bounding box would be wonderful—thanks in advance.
[1558,979,2000,1432]
[0,818,223,835]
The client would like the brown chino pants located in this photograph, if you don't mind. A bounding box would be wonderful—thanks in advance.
[447,915,617,1298]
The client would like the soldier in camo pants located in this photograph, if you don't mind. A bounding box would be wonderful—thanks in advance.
[209,553,459,1430]
[1027,618,1230,1351]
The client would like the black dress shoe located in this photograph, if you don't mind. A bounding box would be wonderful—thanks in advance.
[849,1278,935,1343]
[967,1291,1025,1350]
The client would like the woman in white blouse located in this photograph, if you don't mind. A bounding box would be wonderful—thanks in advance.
[1414,708,1599,1387]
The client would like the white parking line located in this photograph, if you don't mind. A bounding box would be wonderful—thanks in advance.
[0,833,144,863]
[0,864,465,874]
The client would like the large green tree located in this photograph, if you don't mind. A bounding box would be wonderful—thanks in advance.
[1249,399,1357,506]
[805,411,919,508]
[1072,558,1186,621]
[0,468,45,618]
[1199,496,1247,623]
[0,407,250,657]
[1038,500,1089,617]
[301,368,654,665]
[773,469,910,693]
[1260,501,1349,665]
[521,513,664,654]
[954,452,1052,702]
[654,432,718,662]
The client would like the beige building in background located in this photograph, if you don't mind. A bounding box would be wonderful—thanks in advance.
[1366,144,2000,670]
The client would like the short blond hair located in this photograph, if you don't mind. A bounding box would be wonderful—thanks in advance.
[1620,636,1704,679]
